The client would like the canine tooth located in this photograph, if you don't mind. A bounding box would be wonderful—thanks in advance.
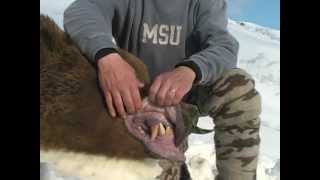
[151,125,159,140]
[159,123,166,136]
[165,126,173,135]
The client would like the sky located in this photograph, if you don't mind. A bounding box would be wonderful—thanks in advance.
[227,0,280,29]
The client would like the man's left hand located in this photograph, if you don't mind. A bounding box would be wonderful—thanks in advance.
[149,66,196,106]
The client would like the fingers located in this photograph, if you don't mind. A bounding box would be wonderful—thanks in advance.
[105,91,116,117]
[149,76,162,103]
[156,80,172,106]
[99,75,117,117]
[131,82,143,111]
[172,88,185,105]
[164,86,177,106]
[121,89,135,114]
[122,79,143,114]
[103,77,142,117]
[149,73,184,107]
[116,78,143,115]
[112,91,126,118]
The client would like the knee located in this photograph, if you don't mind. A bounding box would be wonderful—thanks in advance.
[224,68,253,80]
[229,68,261,106]
[213,68,262,125]
[219,68,255,88]
[214,68,259,102]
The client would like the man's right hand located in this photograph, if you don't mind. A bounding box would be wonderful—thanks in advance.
[97,53,144,118]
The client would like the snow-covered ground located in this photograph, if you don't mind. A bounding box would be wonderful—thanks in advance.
[40,1,280,179]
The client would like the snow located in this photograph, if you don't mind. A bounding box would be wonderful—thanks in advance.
[40,1,280,179]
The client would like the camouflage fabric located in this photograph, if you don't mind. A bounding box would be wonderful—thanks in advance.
[159,68,261,180]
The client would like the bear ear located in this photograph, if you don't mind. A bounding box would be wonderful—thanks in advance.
[40,14,66,52]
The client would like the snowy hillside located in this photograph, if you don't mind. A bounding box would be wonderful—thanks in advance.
[40,0,280,180]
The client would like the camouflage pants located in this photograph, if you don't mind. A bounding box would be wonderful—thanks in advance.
[158,68,261,180]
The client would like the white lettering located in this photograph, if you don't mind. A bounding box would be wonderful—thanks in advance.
[158,25,169,45]
[142,23,158,44]
[142,23,182,45]
[169,25,181,46]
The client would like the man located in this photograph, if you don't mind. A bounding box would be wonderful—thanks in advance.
[63,0,261,179]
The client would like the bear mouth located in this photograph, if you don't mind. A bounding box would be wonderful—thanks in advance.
[123,98,185,162]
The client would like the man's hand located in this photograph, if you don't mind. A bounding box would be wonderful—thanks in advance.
[97,53,144,118]
[149,66,196,107]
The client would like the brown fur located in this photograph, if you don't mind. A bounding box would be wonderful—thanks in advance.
[40,15,152,160]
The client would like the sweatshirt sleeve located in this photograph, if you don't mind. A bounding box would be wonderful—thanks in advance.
[63,0,118,62]
[178,0,239,86]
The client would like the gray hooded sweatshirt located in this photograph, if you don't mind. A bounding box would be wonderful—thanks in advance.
[63,0,239,85]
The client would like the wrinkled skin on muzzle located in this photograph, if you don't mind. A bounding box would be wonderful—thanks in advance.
[124,98,186,162]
